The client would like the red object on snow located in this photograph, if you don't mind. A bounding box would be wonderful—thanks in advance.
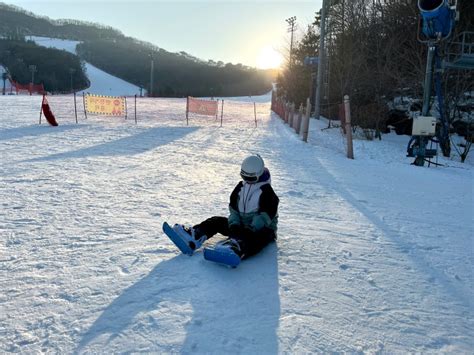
[41,95,58,126]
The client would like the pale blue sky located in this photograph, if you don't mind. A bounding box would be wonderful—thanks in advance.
[5,0,321,68]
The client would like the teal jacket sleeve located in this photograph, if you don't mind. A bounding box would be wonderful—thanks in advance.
[228,205,241,227]
[250,212,272,231]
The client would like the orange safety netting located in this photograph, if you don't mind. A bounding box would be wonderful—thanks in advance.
[11,81,45,95]
[187,97,218,116]
[271,92,285,119]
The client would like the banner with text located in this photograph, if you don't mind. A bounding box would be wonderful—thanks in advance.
[85,94,125,116]
[187,97,218,116]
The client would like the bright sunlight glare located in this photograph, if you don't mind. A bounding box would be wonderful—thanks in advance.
[256,46,283,69]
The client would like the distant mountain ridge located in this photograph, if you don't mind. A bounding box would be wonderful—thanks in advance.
[0,2,273,96]
[0,3,124,42]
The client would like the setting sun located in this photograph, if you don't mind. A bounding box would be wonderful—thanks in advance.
[256,46,283,69]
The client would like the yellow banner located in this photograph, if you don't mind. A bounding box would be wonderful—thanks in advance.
[85,94,125,116]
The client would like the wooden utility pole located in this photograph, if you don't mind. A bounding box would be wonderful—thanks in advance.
[314,0,328,119]
[344,95,354,159]
[286,16,297,69]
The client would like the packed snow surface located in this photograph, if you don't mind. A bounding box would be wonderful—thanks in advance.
[0,94,473,353]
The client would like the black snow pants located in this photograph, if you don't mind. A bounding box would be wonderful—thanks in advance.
[194,216,276,259]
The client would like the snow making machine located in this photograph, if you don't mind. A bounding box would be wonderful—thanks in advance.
[407,0,458,166]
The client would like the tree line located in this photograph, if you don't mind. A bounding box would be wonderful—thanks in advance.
[276,0,473,142]
[0,3,273,97]
[0,3,123,41]
[0,39,89,93]
[76,39,272,97]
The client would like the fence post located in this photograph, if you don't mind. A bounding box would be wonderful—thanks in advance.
[254,102,257,127]
[186,96,189,126]
[134,94,137,124]
[220,99,224,127]
[344,95,354,159]
[39,94,44,124]
[291,104,295,128]
[124,96,128,120]
[288,103,296,128]
[73,92,78,124]
[288,103,292,126]
[83,93,88,119]
[287,102,291,124]
[302,98,311,142]
[296,103,303,133]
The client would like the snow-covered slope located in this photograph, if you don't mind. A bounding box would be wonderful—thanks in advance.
[0,94,472,353]
[29,36,142,96]
[76,62,142,97]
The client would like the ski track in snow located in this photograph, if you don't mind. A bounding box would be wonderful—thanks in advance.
[0,95,472,353]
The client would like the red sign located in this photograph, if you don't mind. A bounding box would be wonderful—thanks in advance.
[187,97,218,116]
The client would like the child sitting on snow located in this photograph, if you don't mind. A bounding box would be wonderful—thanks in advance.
[172,154,279,260]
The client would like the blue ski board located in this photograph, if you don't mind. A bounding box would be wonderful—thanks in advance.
[162,222,194,255]
[203,246,241,267]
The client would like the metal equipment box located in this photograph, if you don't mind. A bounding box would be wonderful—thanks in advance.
[412,116,437,136]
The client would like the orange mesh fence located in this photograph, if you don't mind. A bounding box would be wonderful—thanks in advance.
[187,97,218,116]
[11,81,45,95]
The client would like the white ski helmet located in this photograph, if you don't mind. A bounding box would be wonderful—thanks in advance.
[240,154,265,183]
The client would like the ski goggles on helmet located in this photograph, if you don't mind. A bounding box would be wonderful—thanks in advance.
[240,170,259,183]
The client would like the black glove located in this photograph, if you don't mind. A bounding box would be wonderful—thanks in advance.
[229,224,242,237]
[242,227,255,239]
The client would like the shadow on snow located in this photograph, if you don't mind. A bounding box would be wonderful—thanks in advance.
[0,124,82,141]
[21,126,198,162]
[76,244,280,353]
